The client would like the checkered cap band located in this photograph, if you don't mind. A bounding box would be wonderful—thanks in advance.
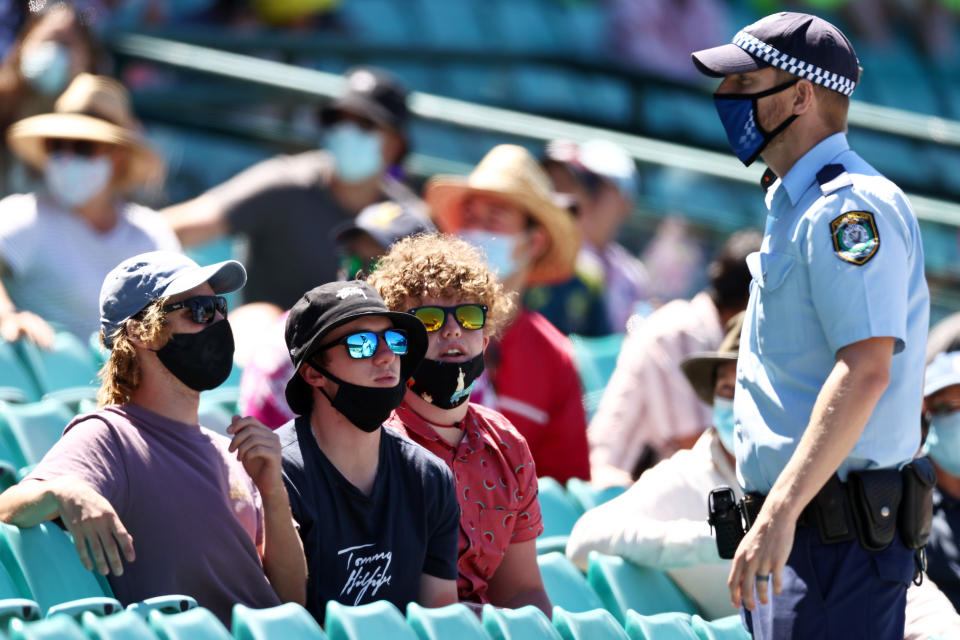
[733,31,857,96]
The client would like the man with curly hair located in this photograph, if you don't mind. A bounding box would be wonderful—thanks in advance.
[369,232,551,613]
[0,250,306,625]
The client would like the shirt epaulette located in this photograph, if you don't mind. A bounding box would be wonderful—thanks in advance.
[816,163,853,196]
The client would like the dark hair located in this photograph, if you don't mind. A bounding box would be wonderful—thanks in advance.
[708,229,763,313]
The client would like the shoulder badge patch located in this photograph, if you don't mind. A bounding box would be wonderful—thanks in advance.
[830,211,879,265]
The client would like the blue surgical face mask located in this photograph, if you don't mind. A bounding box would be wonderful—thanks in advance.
[457,230,522,279]
[44,153,113,210]
[712,396,736,454]
[323,122,384,183]
[20,41,71,96]
[925,410,960,476]
[713,78,799,166]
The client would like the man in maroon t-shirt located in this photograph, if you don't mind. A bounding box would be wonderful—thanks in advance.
[0,251,306,624]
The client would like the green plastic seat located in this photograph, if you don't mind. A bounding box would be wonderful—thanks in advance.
[8,613,86,640]
[564,479,626,513]
[16,333,100,397]
[0,523,113,614]
[689,614,750,640]
[0,399,75,467]
[231,602,325,640]
[568,333,624,397]
[624,611,697,640]
[199,387,241,416]
[551,607,629,640]
[148,608,232,640]
[586,552,699,624]
[537,478,583,538]
[47,598,122,619]
[481,604,561,640]
[405,602,489,640]
[535,536,569,556]
[324,601,417,640]
[88,333,108,372]
[0,340,40,403]
[126,595,197,618]
[81,609,156,640]
[536,553,603,613]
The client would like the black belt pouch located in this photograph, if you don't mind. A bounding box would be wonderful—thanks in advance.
[847,468,902,552]
[899,457,935,549]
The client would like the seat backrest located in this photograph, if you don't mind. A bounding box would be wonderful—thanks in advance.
[0,340,40,403]
[586,552,699,624]
[0,523,111,614]
[324,601,417,640]
[481,604,562,640]
[7,613,87,640]
[148,608,232,640]
[0,399,74,467]
[568,333,624,397]
[551,607,629,640]
[231,602,326,640]
[624,611,698,640]
[16,333,99,396]
[689,614,751,640]
[536,553,604,614]
[405,602,490,640]
[536,477,583,538]
[81,609,156,640]
[564,479,626,513]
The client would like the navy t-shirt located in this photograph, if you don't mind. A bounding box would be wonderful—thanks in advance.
[926,488,960,610]
[278,416,460,622]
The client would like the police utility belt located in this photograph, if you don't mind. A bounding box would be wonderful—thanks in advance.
[708,457,936,560]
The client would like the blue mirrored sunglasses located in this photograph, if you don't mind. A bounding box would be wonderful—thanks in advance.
[319,329,409,359]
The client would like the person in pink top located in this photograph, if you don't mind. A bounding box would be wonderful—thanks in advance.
[371,233,550,614]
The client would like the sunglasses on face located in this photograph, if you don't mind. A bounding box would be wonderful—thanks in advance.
[408,304,487,332]
[320,329,408,359]
[162,295,228,325]
[43,138,106,157]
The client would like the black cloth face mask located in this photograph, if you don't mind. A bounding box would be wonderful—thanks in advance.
[154,320,235,392]
[408,354,485,411]
[311,361,406,433]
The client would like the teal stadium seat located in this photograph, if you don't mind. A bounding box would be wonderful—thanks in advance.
[148,608,231,640]
[324,601,417,640]
[0,340,38,403]
[126,595,197,618]
[481,604,561,640]
[16,333,99,401]
[586,552,699,623]
[689,614,751,640]
[551,607,629,640]
[81,609,156,640]
[568,333,624,418]
[536,553,604,614]
[0,399,74,467]
[624,611,697,640]
[197,400,234,438]
[231,602,325,640]
[88,332,108,372]
[406,602,490,640]
[536,477,583,539]
[0,523,115,615]
[8,614,86,640]
[564,479,626,512]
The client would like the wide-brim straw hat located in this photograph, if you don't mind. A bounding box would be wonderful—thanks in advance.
[7,73,164,190]
[681,312,745,405]
[424,144,580,286]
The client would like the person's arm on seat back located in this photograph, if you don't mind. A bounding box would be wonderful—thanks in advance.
[228,417,306,605]
[485,539,551,615]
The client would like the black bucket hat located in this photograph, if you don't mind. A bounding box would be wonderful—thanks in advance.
[284,280,427,416]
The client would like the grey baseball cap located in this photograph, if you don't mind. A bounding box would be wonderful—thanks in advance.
[99,251,246,348]
[333,201,435,250]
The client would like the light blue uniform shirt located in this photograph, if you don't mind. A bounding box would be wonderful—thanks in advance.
[735,132,929,493]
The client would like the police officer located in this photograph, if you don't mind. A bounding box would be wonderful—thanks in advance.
[692,12,928,640]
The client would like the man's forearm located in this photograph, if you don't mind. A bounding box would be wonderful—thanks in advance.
[0,478,65,527]
[764,338,893,521]
[260,487,307,605]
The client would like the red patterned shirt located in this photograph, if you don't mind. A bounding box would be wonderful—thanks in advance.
[385,402,543,603]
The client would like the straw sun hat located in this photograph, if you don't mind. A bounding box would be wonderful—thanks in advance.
[681,312,745,406]
[425,144,580,286]
[7,73,163,190]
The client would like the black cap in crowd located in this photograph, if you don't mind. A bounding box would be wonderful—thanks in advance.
[321,67,410,131]
[284,280,427,416]
[691,12,860,96]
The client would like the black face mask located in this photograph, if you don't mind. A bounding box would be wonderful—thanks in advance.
[154,320,235,392]
[408,354,485,411]
[311,361,406,433]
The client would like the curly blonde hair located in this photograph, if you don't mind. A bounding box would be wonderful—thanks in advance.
[368,233,516,338]
[96,299,171,407]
